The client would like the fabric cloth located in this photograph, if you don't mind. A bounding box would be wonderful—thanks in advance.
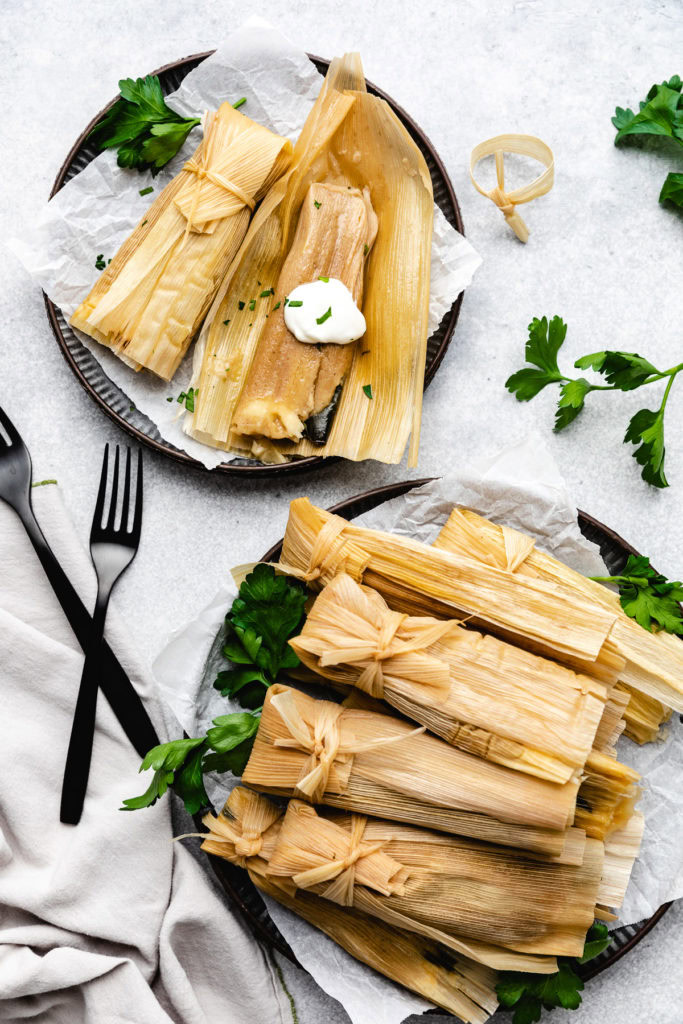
[0,484,290,1024]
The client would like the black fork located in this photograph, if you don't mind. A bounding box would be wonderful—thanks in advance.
[0,407,158,771]
[60,445,143,824]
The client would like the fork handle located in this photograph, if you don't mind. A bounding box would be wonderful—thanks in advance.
[21,505,159,759]
[60,586,111,824]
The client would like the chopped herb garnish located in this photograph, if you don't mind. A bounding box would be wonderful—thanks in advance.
[166,396,173,402]
[363,243,369,255]
[590,556,683,635]
[174,387,197,412]
[139,186,153,196]
[232,97,247,109]
[248,299,256,311]
[95,254,106,270]
[284,297,289,306]
[260,288,274,297]
[362,384,373,399]
[238,300,246,310]
[316,306,332,325]
[313,199,322,208]
[288,299,303,308]
[223,319,230,326]
[142,219,148,226]
[273,302,281,310]
[318,275,329,283]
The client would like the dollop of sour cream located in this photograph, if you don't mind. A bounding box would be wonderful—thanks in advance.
[283,278,366,345]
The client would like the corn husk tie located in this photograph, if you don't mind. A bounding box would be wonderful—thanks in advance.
[199,787,282,868]
[271,689,425,802]
[293,813,386,906]
[469,134,554,243]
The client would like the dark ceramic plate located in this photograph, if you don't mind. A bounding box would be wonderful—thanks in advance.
[45,52,465,478]
[199,478,671,1012]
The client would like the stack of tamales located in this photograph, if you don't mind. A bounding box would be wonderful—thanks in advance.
[71,106,292,380]
[193,497,663,1020]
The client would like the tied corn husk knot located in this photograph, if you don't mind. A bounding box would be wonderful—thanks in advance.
[469,134,554,243]
[293,574,454,701]
[271,688,425,802]
[199,787,282,869]
[303,515,351,582]
[293,813,386,906]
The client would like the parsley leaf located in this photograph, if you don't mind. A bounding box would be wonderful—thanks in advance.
[496,923,611,1023]
[612,76,683,145]
[89,74,201,173]
[120,737,207,812]
[591,555,683,635]
[659,172,683,209]
[507,316,682,487]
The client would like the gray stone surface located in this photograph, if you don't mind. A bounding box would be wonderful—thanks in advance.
[1,1,681,1021]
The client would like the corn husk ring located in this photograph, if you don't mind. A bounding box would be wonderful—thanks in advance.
[470,134,554,243]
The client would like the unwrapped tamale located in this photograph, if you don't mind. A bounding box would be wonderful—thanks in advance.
[241,684,582,856]
[71,105,292,380]
[291,573,611,784]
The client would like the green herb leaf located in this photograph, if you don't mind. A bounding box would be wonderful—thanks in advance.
[288,299,303,308]
[591,555,683,634]
[248,299,256,311]
[202,739,253,777]
[273,301,281,310]
[579,922,612,963]
[554,378,592,431]
[612,77,683,146]
[624,407,668,488]
[121,737,207,812]
[362,384,373,399]
[232,97,247,109]
[260,289,274,297]
[139,186,153,196]
[574,351,661,391]
[89,74,200,173]
[506,316,568,402]
[238,300,246,310]
[207,711,261,753]
[316,306,332,325]
[313,199,322,208]
[659,171,683,209]
[318,276,329,283]
[223,319,230,326]
[95,255,107,270]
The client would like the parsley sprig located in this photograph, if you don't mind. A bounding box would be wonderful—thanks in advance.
[506,316,682,488]
[612,75,683,211]
[591,555,683,635]
[89,75,201,173]
[496,922,611,1024]
[121,564,308,814]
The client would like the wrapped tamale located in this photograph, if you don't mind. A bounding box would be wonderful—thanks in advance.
[434,507,683,721]
[279,498,625,682]
[71,105,292,380]
[266,800,604,967]
[241,684,582,856]
[291,573,611,784]
[186,53,434,466]
[201,788,499,1022]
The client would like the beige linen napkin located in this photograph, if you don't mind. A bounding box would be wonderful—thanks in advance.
[0,484,290,1024]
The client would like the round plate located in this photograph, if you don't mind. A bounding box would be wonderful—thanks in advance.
[201,478,671,1004]
[45,53,465,477]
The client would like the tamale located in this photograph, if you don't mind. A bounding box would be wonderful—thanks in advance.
[231,182,377,441]
[575,749,640,840]
[241,685,580,856]
[267,800,603,967]
[201,788,498,1023]
[613,682,672,744]
[70,105,292,380]
[279,498,624,681]
[435,507,683,717]
[292,573,610,784]
[186,53,434,466]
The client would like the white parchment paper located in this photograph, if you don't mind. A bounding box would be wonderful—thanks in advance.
[153,433,683,1023]
[9,18,481,470]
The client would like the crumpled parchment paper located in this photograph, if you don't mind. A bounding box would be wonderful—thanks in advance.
[153,436,683,1023]
[9,17,481,470]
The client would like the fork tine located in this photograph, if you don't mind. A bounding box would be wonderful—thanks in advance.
[131,450,143,540]
[91,444,109,535]
[105,445,120,531]
[0,405,22,447]
[120,448,132,533]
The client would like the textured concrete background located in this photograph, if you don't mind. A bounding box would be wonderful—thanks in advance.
[1,1,682,1021]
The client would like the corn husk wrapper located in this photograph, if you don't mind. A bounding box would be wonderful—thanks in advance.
[200,788,498,1023]
[70,105,292,380]
[292,573,611,784]
[268,800,603,969]
[614,682,672,744]
[279,498,624,682]
[575,749,640,841]
[242,685,581,857]
[434,508,683,723]
[185,53,434,467]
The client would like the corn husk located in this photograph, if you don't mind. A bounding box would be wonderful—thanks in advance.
[242,684,581,856]
[267,800,604,968]
[201,788,498,1023]
[279,498,624,682]
[597,811,645,907]
[70,106,292,380]
[434,508,683,721]
[292,573,611,784]
[185,53,434,466]
[575,749,640,840]
[613,682,672,743]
